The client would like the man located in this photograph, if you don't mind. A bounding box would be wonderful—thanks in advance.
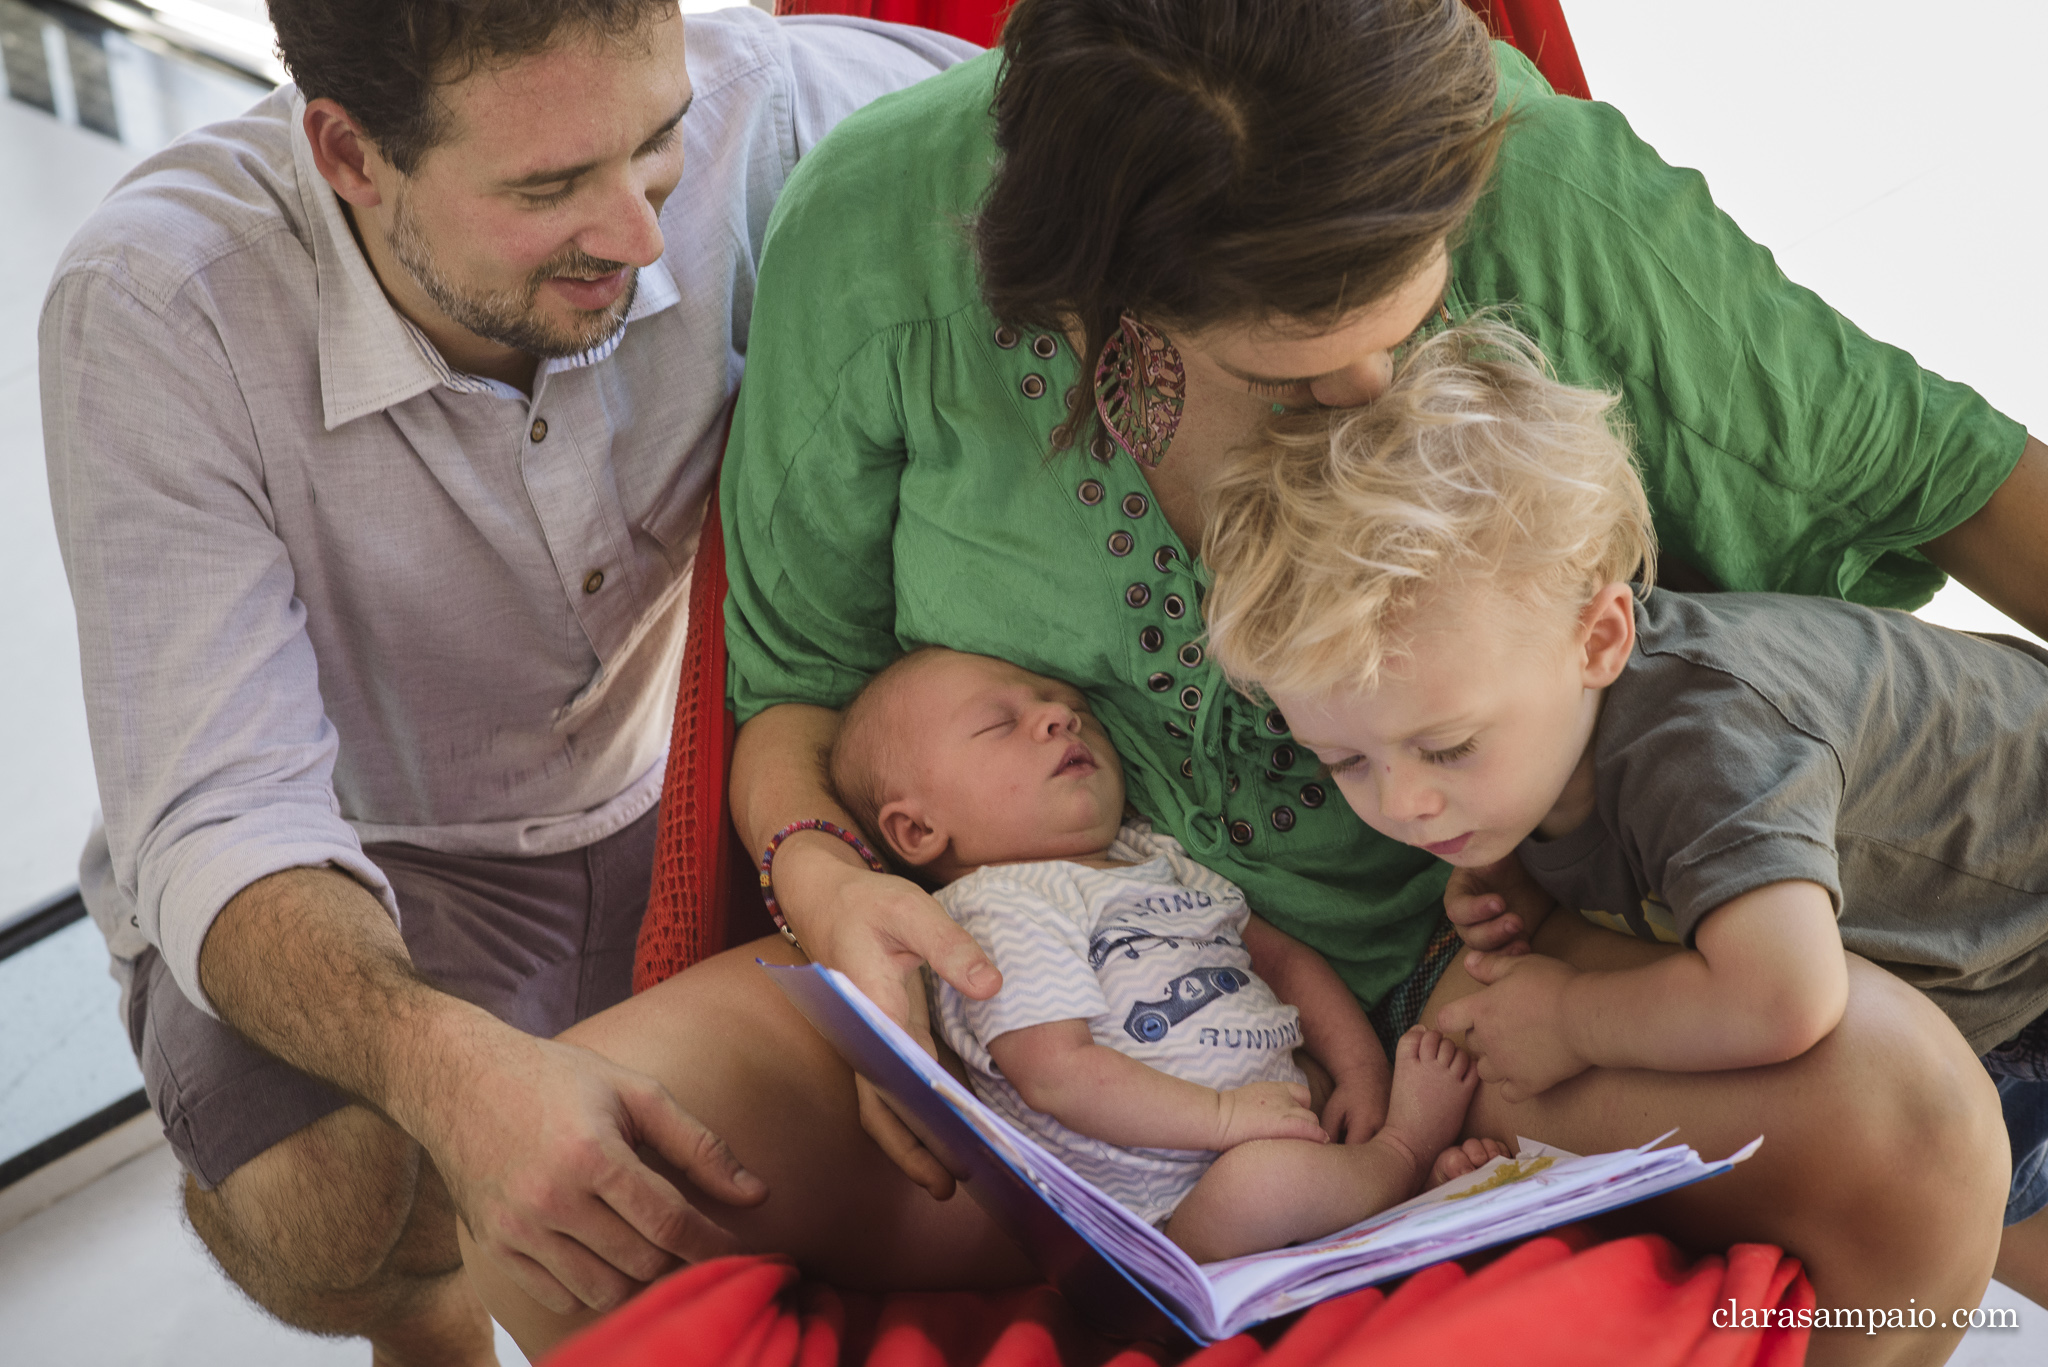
[38,2,973,1362]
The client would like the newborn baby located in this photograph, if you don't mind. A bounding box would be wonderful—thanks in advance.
[828,647,1502,1261]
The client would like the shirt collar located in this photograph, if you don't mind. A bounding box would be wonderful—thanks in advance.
[292,93,682,430]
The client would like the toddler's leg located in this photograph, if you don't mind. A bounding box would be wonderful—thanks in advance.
[1164,1028,1484,1262]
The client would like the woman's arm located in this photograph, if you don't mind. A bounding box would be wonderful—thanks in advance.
[1920,434,2048,639]
[1437,880,1849,1100]
[730,703,1000,1196]
[987,1019,1326,1151]
[1241,915,1391,1141]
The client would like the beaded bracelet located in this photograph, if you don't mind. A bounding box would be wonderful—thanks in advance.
[758,819,887,951]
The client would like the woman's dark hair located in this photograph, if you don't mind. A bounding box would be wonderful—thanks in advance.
[977,0,1507,450]
[268,0,674,175]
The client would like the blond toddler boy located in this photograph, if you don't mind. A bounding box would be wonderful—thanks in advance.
[827,647,1504,1261]
[1202,319,2048,1302]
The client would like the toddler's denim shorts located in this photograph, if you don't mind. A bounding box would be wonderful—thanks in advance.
[1982,1010,2048,1224]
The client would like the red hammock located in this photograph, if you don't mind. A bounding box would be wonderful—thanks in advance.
[611,6,1807,1366]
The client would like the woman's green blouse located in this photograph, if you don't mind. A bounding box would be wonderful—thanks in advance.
[722,46,2028,1010]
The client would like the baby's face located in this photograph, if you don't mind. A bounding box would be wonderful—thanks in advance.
[887,652,1127,869]
[1265,583,1622,869]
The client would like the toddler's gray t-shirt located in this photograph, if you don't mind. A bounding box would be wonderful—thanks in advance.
[1518,590,2048,1052]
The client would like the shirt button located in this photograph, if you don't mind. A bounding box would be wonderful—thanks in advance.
[1177,642,1204,668]
[1162,593,1186,620]
[1032,334,1059,359]
[583,570,605,594]
[1078,479,1104,506]
[1272,744,1297,769]
[1021,374,1047,399]
[1179,684,1203,712]
[1148,671,1172,692]
[1300,783,1327,808]
[530,418,548,443]
[1152,546,1178,573]
[1121,492,1149,519]
[1126,583,1152,608]
[994,325,1020,349]
[1270,806,1297,833]
[1108,530,1134,556]
[1264,709,1290,736]
[1229,820,1254,846]
[1140,626,1164,652]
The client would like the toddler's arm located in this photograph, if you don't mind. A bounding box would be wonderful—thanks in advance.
[1242,915,1391,1141]
[1438,879,1848,1099]
[987,1020,1328,1151]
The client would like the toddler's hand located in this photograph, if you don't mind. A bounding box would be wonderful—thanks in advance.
[1444,854,1556,953]
[1436,951,1589,1101]
[1213,1080,1328,1150]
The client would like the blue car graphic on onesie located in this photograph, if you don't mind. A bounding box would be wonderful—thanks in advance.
[1123,966,1251,1043]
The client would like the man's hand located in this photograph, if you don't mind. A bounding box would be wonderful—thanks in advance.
[407,1025,766,1316]
[1435,951,1589,1102]
[1214,1080,1329,1150]
[1443,854,1555,952]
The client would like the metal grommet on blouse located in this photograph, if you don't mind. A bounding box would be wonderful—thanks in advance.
[1152,546,1178,573]
[994,326,1020,349]
[1181,757,1195,779]
[1164,721,1188,740]
[1032,334,1058,359]
[1177,642,1203,669]
[1270,806,1297,833]
[1121,492,1149,519]
[1179,684,1203,712]
[1140,626,1164,652]
[1228,820,1254,846]
[1126,583,1152,608]
[1108,530,1134,556]
[1021,374,1047,399]
[1272,744,1297,769]
[1228,774,1240,794]
[1263,770,1284,784]
[1162,594,1186,620]
[1090,436,1114,463]
[1148,671,1172,692]
[1264,709,1289,735]
[1300,783,1327,808]
[1078,479,1104,506]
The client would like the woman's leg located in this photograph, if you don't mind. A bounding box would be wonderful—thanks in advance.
[1425,914,2009,1367]
[465,936,1034,1358]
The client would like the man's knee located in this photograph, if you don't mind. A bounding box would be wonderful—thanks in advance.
[185,1104,441,1297]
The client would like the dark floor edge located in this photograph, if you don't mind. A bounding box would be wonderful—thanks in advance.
[0,1090,153,1193]
[0,889,87,962]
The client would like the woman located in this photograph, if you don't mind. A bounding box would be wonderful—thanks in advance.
[479,1,2044,1360]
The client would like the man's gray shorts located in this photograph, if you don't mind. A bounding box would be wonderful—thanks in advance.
[124,806,658,1189]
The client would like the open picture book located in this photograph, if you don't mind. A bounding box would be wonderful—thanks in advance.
[764,962,1760,1344]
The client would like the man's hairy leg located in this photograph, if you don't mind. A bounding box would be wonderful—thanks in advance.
[1427,915,2007,1367]
[465,935,1036,1361]
[183,1104,494,1367]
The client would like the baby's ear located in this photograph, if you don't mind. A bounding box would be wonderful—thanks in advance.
[877,799,946,868]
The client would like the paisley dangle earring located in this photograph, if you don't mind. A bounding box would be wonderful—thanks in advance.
[1092,311,1186,468]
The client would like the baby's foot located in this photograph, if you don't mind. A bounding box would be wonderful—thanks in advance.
[1375,1027,1480,1185]
[1429,1136,1510,1188]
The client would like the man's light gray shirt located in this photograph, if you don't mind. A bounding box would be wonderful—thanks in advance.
[41,8,976,1016]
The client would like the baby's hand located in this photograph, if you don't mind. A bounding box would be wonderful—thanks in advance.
[1444,854,1556,953]
[1212,1080,1328,1150]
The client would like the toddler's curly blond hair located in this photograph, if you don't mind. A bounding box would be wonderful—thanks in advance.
[1203,319,1656,698]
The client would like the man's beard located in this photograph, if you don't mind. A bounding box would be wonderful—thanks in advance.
[388,188,638,360]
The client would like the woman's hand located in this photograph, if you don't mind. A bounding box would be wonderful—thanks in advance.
[1443,854,1556,953]
[1318,1070,1389,1144]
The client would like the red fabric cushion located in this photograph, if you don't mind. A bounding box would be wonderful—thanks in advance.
[541,1238,1813,1367]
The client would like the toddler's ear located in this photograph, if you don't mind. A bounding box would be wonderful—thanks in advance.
[1578,582,1637,688]
[878,799,947,868]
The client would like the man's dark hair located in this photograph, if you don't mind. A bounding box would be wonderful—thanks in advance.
[977,0,1507,455]
[269,0,676,174]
